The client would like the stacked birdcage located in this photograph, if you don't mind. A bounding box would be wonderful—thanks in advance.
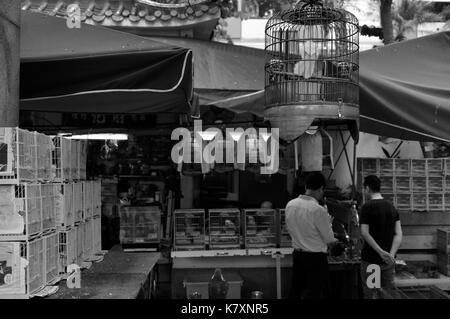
[208,209,242,249]
[0,128,96,296]
[244,209,277,248]
[173,209,206,251]
[82,181,93,221]
[358,158,450,212]
[92,180,102,218]
[0,232,59,298]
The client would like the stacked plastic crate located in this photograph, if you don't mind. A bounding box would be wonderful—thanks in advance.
[358,158,449,212]
[0,128,58,298]
[52,136,101,268]
[437,229,450,276]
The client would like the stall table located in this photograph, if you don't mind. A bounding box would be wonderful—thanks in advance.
[47,246,160,299]
[171,248,361,299]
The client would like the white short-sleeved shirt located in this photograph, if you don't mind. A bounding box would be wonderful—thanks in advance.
[285,195,336,253]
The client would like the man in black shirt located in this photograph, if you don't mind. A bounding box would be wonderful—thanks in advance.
[360,175,403,299]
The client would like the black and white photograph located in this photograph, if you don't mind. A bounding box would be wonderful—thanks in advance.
[0,0,449,307]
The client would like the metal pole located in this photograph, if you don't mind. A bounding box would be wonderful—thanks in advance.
[0,0,20,127]
[272,252,284,299]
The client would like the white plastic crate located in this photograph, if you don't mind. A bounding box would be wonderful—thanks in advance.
[73,182,83,224]
[78,140,87,180]
[34,132,53,182]
[396,193,411,211]
[428,176,444,193]
[44,232,59,285]
[411,159,426,176]
[52,136,72,182]
[83,219,93,261]
[394,159,411,176]
[92,216,101,254]
[0,184,42,240]
[58,228,77,274]
[0,238,45,298]
[55,183,74,229]
[41,184,56,232]
[412,193,427,211]
[75,223,84,265]
[93,180,102,217]
[428,194,444,211]
[379,158,394,175]
[71,140,79,181]
[394,176,411,193]
[0,127,37,184]
[380,176,394,193]
[82,181,93,221]
[426,158,444,176]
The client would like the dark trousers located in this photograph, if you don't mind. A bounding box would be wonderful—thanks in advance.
[290,250,330,299]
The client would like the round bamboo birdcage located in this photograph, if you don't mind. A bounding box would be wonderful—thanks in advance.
[264,0,359,141]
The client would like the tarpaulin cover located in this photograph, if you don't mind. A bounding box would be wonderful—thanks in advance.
[163,32,450,142]
[20,11,193,114]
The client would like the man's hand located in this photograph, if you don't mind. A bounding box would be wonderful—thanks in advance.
[379,250,395,265]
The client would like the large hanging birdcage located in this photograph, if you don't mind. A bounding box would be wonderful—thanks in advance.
[264,0,359,141]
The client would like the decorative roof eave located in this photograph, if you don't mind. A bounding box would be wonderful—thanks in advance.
[21,0,221,30]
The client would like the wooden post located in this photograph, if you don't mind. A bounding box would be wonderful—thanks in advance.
[0,0,20,127]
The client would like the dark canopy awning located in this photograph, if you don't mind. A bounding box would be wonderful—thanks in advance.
[159,32,450,142]
[20,11,193,114]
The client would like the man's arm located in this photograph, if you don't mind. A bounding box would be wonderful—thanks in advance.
[390,220,403,257]
[315,208,337,245]
[361,224,395,264]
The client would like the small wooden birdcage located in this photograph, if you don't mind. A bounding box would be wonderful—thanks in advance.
[264,0,359,141]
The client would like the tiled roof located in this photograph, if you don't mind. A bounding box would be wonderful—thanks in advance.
[21,0,221,28]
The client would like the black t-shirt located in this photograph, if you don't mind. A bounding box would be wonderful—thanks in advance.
[360,199,400,264]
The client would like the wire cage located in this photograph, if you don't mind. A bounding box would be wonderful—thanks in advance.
[82,181,93,221]
[0,128,37,184]
[0,184,43,240]
[93,180,102,217]
[44,232,59,285]
[208,208,242,250]
[277,209,292,248]
[34,132,53,182]
[83,218,93,261]
[92,216,102,254]
[55,183,74,230]
[52,136,72,182]
[173,209,206,251]
[0,239,45,297]
[76,223,84,265]
[119,206,161,245]
[71,140,79,181]
[72,182,83,224]
[58,227,77,274]
[264,0,359,141]
[78,140,87,180]
[41,184,57,233]
[244,209,277,248]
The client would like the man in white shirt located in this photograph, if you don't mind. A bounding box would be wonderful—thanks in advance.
[285,172,337,299]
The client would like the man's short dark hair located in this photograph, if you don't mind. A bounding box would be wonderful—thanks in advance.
[305,172,326,191]
[364,175,381,192]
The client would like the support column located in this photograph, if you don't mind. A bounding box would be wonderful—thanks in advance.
[0,0,20,127]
